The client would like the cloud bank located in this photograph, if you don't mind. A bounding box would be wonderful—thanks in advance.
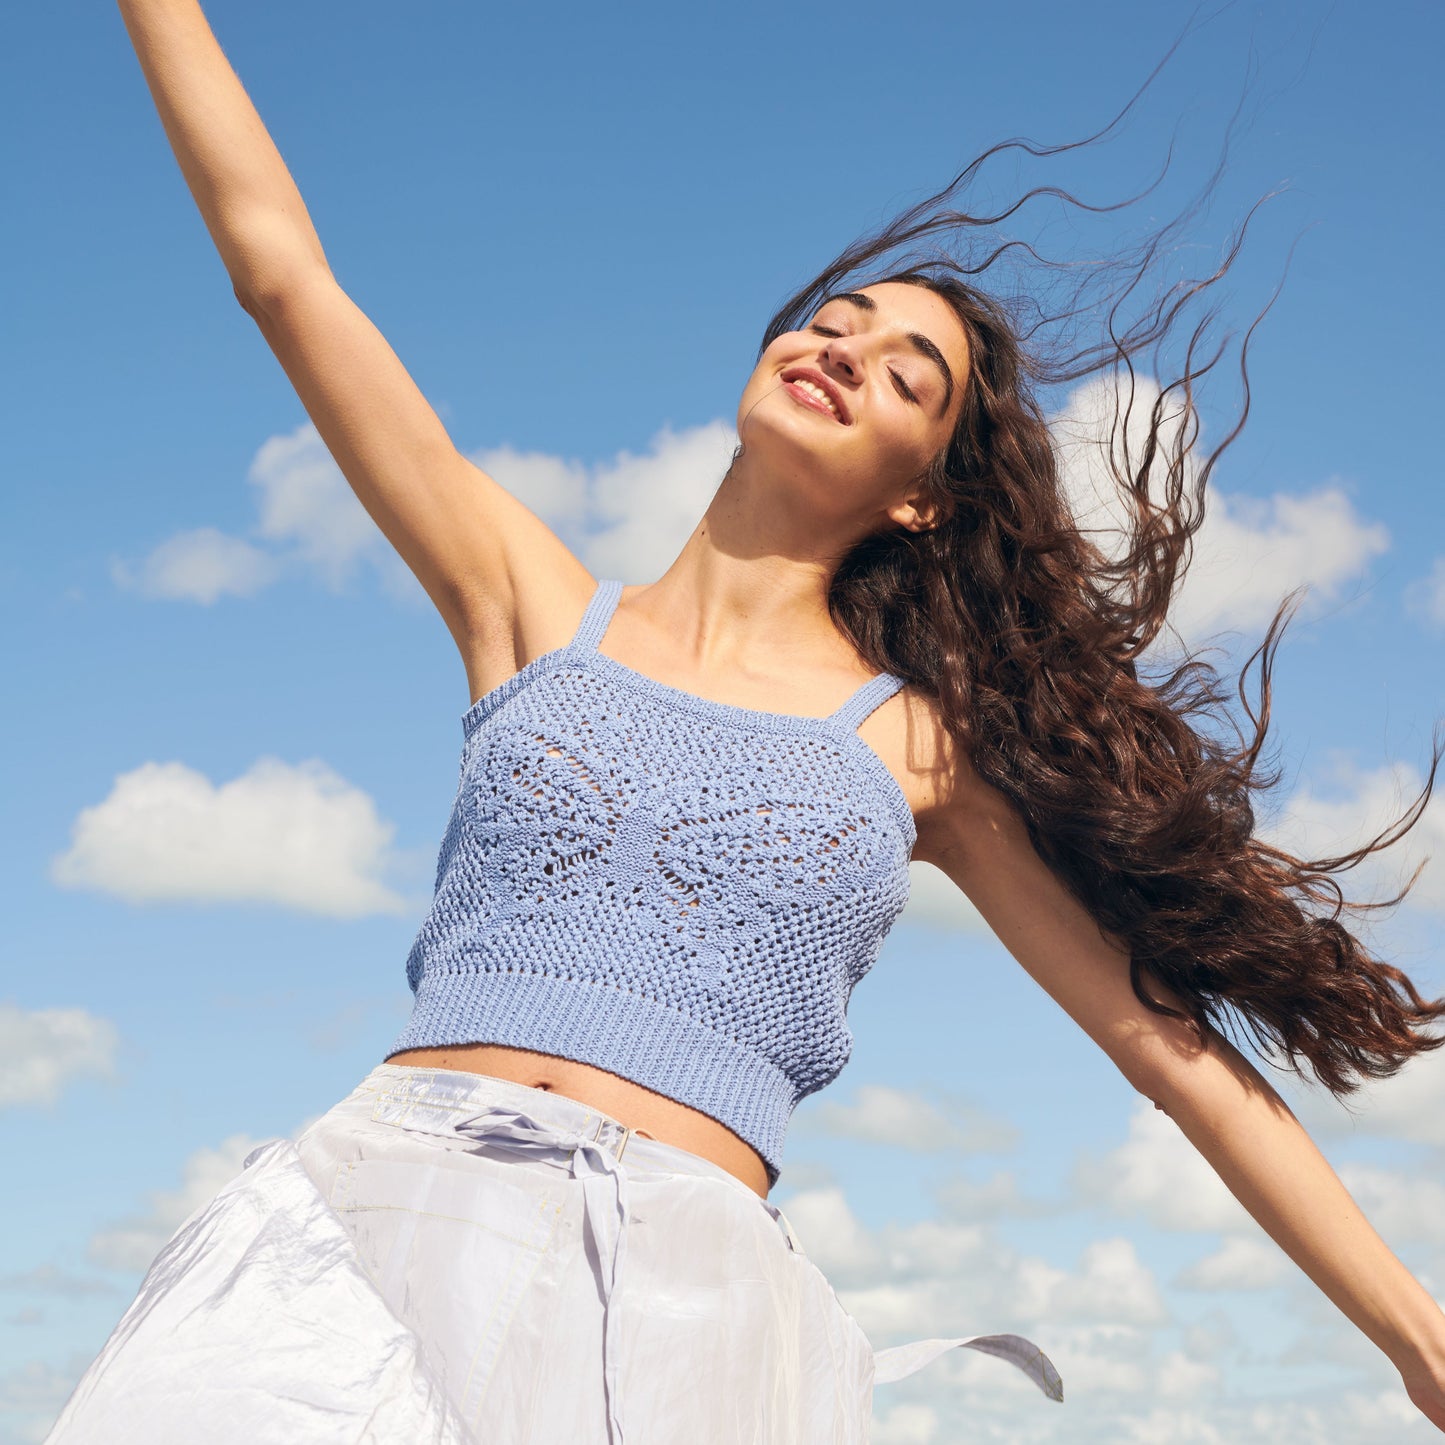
[0,1003,118,1109]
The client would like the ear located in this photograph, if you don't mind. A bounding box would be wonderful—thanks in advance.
[887,488,944,534]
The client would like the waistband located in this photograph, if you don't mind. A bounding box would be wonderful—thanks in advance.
[343,1063,775,1205]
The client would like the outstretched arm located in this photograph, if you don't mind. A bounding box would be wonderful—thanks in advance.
[923,764,1445,1428]
[115,1,591,696]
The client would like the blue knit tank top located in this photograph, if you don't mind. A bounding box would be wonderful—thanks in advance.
[388,578,916,1182]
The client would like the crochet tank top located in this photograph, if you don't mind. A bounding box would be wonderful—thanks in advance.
[388,578,917,1183]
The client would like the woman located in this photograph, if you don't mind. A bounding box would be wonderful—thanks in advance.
[49,1,1445,1440]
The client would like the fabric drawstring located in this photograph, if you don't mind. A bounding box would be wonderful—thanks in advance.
[451,1104,632,1444]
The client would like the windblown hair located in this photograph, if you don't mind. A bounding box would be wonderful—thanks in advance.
[758,75,1445,1095]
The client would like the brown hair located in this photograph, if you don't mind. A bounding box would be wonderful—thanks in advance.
[757,114,1445,1095]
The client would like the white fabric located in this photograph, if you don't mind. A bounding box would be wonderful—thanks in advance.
[46,1066,1061,1443]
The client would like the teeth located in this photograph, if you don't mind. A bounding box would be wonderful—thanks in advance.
[792,378,839,417]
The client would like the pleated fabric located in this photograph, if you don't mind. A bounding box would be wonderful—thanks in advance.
[46,1065,1061,1443]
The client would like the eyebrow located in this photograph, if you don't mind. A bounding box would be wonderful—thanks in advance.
[826,291,956,414]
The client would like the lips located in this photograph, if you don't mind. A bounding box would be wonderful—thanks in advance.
[780,367,851,424]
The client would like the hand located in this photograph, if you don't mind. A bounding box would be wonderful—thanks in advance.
[1402,1356,1445,1431]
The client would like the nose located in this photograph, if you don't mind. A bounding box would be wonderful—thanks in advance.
[819,335,861,383]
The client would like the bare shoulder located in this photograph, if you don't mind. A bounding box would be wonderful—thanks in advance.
[857,684,1020,866]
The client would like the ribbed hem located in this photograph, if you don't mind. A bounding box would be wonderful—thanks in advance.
[386,970,797,1184]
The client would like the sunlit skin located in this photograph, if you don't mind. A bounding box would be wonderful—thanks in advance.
[390,285,975,1198]
[732,281,972,549]
[109,5,1445,1418]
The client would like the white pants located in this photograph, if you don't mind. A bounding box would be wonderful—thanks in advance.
[46,1065,1061,1443]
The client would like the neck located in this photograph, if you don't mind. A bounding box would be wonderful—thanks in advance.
[629,452,868,675]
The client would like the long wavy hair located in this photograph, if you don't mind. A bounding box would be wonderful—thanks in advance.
[754,86,1445,1096]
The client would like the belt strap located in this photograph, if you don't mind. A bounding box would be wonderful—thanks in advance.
[451,1104,633,1444]
[873,1331,1064,1399]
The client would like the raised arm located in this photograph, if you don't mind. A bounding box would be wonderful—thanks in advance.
[115,0,592,697]
[919,765,1445,1429]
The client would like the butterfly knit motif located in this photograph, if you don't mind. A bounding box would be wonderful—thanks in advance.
[389,579,917,1183]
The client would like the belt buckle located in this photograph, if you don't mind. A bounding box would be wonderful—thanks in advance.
[590,1113,633,1162]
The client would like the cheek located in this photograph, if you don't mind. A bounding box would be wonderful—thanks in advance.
[871,411,941,480]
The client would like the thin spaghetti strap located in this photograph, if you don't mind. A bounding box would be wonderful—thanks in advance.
[568,577,624,654]
[829,672,906,732]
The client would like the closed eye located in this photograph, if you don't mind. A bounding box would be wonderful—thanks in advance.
[891,370,919,404]
[811,323,920,404]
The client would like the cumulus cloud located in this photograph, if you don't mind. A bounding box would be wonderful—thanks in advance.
[49,757,408,918]
[119,418,738,605]
[112,423,410,603]
[1294,1047,1445,1151]
[1405,556,1445,628]
[1073,1099,1256,1235]
[1175,1237,1290,1292]
[802,1083,1016,1154]
[0,1004,117,1109]
[932,1170,1053,1223]
[0,1355,92,1421]
[771,1093,1435,1442]
[88,1133,266,1274]
[780,1181,1165,1340]
[0,1265,118,1300]
[246,423,397,588]
[110,526,279,604]
[1264,754,1444,915]
[1335,1163,1445,1245]
[872,1402,940,1445]
[1051,375,1390,643]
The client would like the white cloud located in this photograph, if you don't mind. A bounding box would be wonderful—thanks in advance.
[1155,1349,1222,1399]
[802,1083,1016,1154]
[472,422,741,582]
[900,860,988,933]
[1335,1163,1445,1245]
[0,1004,117,1109]
[775,1092,1438,1441]
[571,423,739,579]
[1051,376,1390,642]
[1265,754,1444,915]
[0,1265,118,1299]
[49,757,408,917]
[1050,1238,1168,1327]
[871,1402,940,1445]
[1175,1236,1290,1292]
[120,418,738,606]
[1294,1047,1445,1150]
[1171,486,1390,639]
[932,1170,1049,1222]
[1073,1099,1255,1235]
[1405,556,1445,628]
[88,1133,266,1274]
[111,526,279,604]
[778,1185,888,1283]
[465,444,590,537]
[247,423,407,591]
[780,1182,1165,1346]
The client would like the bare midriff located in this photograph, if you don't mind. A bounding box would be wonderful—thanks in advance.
[385,1042,771,1199]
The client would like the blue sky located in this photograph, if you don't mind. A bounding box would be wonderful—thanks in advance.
[3,0,1444,1440]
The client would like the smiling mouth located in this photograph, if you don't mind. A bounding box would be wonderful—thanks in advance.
[781,374,849,423]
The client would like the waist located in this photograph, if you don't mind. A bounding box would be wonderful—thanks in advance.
[385,1042,771,1198]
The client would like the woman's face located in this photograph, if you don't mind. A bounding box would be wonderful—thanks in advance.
[735,281,972,533]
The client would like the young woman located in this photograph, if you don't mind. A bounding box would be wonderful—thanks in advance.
[48,2,1445,1440]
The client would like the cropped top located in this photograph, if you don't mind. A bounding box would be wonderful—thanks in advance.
[387,578,917,1183]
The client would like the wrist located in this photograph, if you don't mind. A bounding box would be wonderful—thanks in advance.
[1382,1292,1445,1376]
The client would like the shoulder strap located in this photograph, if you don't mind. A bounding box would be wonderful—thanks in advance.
[829,671,905,732]
[568,577,624,653]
